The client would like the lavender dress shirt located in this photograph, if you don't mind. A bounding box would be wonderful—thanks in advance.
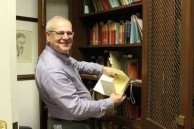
[35,45,114,121]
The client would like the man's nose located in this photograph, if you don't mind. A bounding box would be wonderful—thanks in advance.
[62,32,69,39]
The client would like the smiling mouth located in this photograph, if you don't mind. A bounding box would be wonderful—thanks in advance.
[58,42,71,44]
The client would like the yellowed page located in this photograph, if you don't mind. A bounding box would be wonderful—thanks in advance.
[93,68,130,96]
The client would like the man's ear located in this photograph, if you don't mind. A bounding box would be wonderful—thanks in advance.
[46,32,50,42]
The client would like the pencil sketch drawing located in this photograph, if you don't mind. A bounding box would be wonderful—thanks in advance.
[16,30,33,63]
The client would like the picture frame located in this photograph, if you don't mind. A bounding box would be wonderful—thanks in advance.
[16,16,38,81]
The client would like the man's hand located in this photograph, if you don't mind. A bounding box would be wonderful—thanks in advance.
[103,67,126,106]
[109,92,126,107]
[102,67,117,77]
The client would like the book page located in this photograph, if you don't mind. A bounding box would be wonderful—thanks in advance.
[100,79,115,96]
[114,74,129,93]
[112,68,130,93]
[93,74,115,96]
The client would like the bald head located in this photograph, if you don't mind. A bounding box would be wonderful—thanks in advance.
[46,16,72,32]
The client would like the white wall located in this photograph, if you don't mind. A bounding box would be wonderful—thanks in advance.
[18,81,40,129]
[0,0,17,129]
[16,0,40,129]
[16,0,38,18]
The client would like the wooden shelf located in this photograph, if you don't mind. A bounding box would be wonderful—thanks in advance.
[79,43,142,49]
[81,74,100,81]
[81,74,142,88]
[131,82,142,87]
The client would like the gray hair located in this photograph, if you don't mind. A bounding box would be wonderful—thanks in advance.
[46,16,69,32]
[16,33,25,40]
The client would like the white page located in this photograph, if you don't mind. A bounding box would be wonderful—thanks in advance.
[93,74,115,96]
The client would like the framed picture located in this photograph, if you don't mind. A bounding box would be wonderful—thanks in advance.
[16,16,38,80]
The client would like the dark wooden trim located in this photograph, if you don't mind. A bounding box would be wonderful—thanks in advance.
[17,74,35,81]
[79,44,142,49]
[179,0,194,129]
[16,16,38,22]
[38,0,46,57]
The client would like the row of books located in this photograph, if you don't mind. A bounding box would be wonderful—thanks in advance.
[84,0,142,13]
[89,14,143,45]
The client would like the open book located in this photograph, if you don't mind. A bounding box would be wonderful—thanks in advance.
[93,68,130,96]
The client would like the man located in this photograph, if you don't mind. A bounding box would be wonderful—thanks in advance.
[35,16,126,129]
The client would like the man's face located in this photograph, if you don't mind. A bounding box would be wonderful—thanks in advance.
[46,19,73,54]
[17,37,26,50]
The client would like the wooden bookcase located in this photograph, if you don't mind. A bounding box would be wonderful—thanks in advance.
[38,0,194,129]
[71,0,143,128]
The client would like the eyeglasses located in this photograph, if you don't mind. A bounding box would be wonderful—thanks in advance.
[48,31,74,38]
